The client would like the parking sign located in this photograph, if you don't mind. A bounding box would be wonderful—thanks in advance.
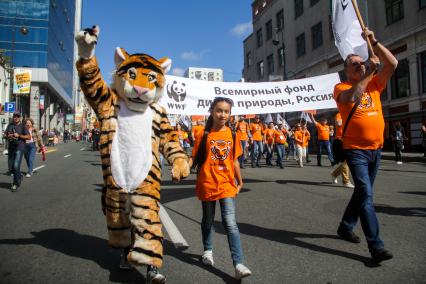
[5,102,15,113]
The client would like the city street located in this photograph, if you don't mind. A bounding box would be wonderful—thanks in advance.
[0,142,425,283]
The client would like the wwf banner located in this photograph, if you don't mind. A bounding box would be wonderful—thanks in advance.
[160,73,340,115]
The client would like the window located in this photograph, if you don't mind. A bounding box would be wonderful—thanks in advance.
[267,54,274,75]
[278,48,284,67]
[391,59,410,99]
[276,9,284,31]
[295,0,304,18]
[246,52,252,67]
[420,0,426,9]
[266,20,273,40]
[386,0,404,25]
[311,22,323,49]
[257,61,264,78]
[296,33,305,57]
[257,28,263,47]
[421,52,426,93]
[310,0,320,7]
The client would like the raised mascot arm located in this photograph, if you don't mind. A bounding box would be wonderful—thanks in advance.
[75,26,115,117]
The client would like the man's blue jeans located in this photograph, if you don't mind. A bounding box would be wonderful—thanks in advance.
[276,143,285,167]
[201,198,244,266]
[238,140,247,166]
[340,149,384,251]
[11,148,24,186]
[317,140,334,165]
[251,140,263,166]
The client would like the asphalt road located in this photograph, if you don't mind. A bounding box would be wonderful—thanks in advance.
[0,142,425,283]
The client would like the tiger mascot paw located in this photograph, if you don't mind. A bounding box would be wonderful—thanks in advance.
[171,157,190,183]
[75,25,100,59]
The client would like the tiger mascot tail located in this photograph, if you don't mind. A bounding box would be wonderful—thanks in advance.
[75,25,189,282]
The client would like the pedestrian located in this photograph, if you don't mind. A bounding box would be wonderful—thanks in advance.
[294,124,310,168]
[190,97,251,280]
[176,124,190,154]
[331,112,354,188]
[235,116,249,168]
[286,126,296,161]
[310,114,335,166]
[265,122,275,166]
[391,121,407,164]
[91,128,100,151]
[422,124,426,157]
[274,123,287,169]
[249,115,263,168]
[333,27,397,263]
[4,112,31,191]
[23,118,44,178]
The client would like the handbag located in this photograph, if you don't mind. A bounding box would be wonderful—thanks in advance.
[333,99,360,163]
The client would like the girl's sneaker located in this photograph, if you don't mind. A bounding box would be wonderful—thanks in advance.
[201,250,214,266]
[235,264,252,279]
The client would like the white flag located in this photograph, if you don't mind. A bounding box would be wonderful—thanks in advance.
[332,0,368,61]
[264,113,273,124]
[276,113,290,131]
[300,112,313,124]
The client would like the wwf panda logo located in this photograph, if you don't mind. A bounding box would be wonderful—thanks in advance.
[167,81,186,102]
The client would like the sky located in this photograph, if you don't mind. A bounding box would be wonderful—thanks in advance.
[81,1,253,82]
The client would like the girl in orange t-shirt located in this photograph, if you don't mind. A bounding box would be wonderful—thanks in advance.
[274,124,287,168]
[190,97,251,280]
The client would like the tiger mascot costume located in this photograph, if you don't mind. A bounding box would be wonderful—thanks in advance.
[75,26,189,283]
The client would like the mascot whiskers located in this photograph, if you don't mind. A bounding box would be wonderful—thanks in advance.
[75,25,189,284]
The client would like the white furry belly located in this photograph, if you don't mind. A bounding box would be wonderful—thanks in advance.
[111,101,153,193]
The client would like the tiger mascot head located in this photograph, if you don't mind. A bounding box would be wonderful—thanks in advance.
[113,47,171,112]
[210,140,231,161]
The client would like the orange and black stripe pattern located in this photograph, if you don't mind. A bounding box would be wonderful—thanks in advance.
[76,54,187,268]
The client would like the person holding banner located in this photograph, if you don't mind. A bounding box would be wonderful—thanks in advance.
[249,116,264,168]
[190,97,251,280]
[333,27,397,263]
[274,124,287,169]
[235,117,249,169]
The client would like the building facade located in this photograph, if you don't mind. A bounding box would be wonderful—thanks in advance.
[243,0,426,150]
[0,0,82,132]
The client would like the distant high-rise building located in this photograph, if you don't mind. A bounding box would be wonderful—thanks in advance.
[185,67,223,82]
[0,0,82,131]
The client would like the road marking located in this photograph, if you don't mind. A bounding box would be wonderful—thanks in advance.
[38,149,57,154]
[80,147,86,151]
[64,154,72,158]
[33,165,46,171]
[159,204,189,249]
[161,184,193,189]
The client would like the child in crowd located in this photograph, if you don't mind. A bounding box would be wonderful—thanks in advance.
[190,97,251,280]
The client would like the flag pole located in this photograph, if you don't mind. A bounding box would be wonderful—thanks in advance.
[351,0,375,56]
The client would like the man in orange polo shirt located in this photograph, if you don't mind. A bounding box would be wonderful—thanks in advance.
[248,116,264,168]
[333,28,397,263]
[310,114,335,166]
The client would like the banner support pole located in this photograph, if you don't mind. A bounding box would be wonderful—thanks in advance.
[351,0,375,56]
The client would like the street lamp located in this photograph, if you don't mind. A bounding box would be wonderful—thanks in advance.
[272,27,287,81]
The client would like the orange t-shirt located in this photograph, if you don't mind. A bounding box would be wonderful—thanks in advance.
[315,122,330,141]
[250,123,263,141]
[265,128,275,145]
[177,130,187,140]
[335,112,343,140]
[294,130,310,147]
[274,129,287,144]
[333,75,385,150]
[192,127,242,201]
[236,121,248,141]
[192,125,205,141]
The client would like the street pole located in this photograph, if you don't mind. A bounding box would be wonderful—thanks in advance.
[281,28,287,81]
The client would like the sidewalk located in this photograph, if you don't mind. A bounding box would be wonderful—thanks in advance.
[381,151,426,163]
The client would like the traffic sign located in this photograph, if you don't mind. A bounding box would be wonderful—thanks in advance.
[4,102,15,113]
